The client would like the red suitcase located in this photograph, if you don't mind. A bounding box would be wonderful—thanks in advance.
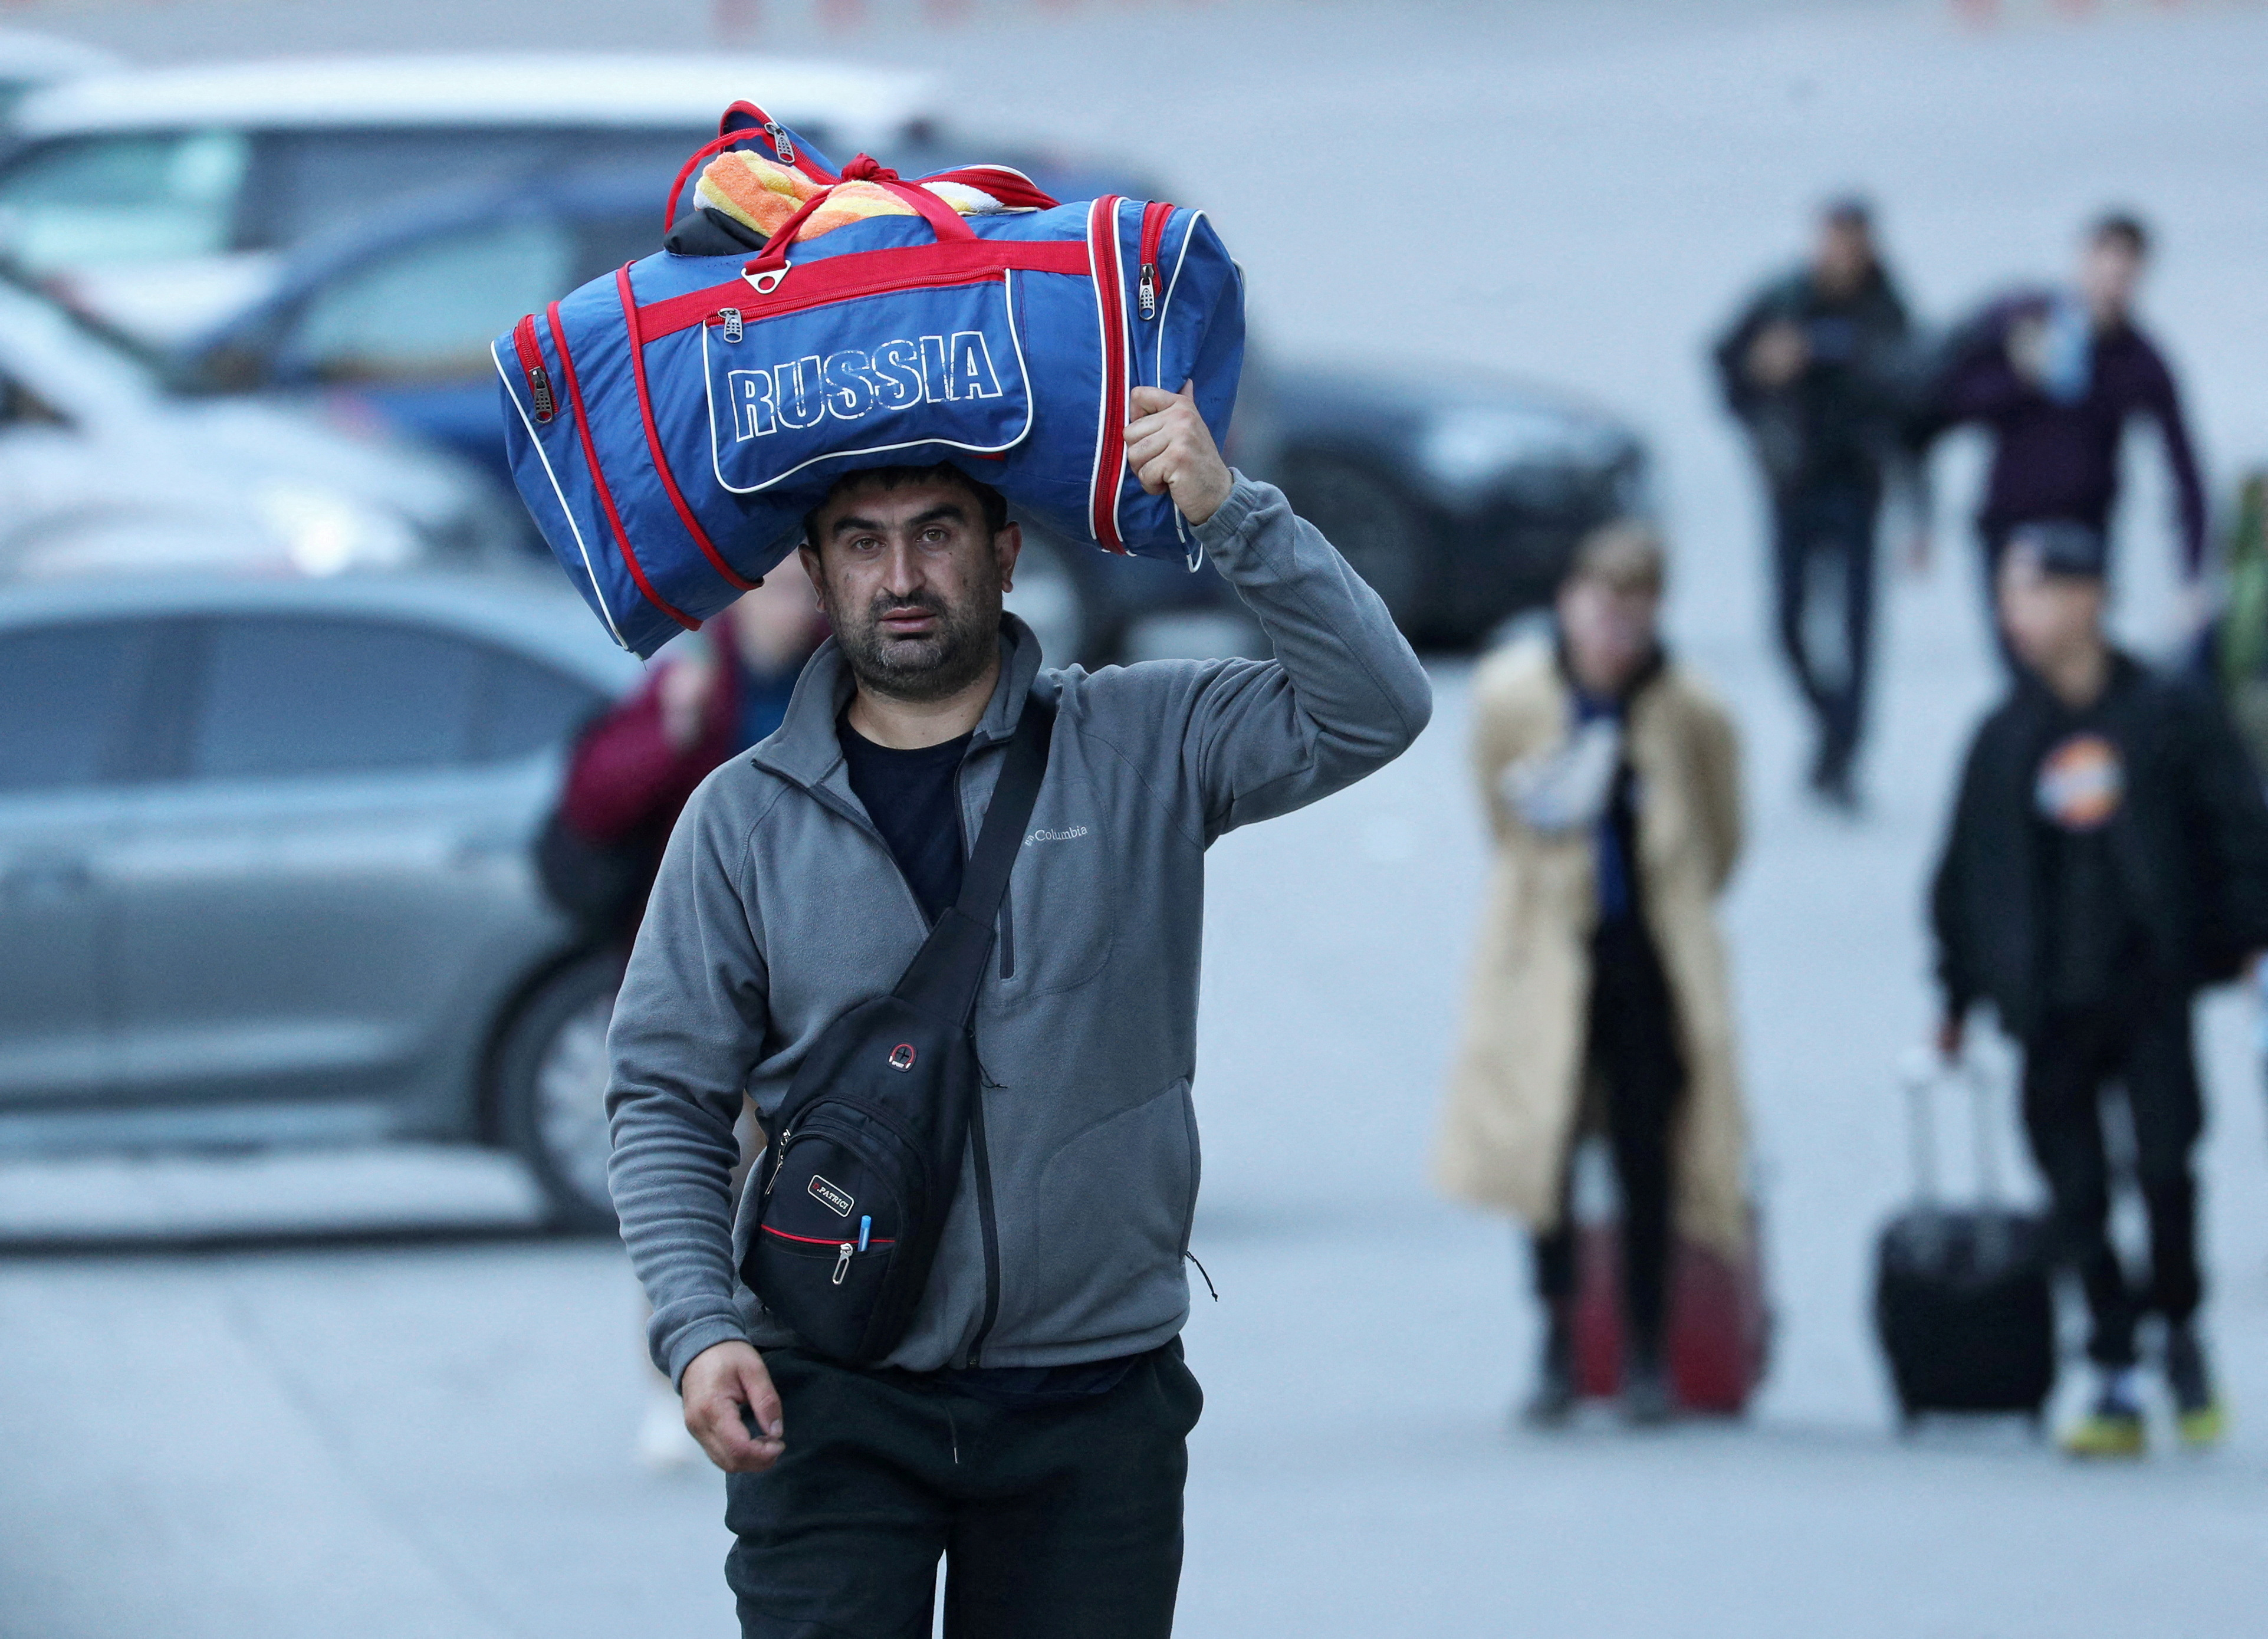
[1570,1212,1771,1414]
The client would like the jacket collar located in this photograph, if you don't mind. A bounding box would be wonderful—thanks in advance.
[1552,633,1668,710]
[2010,646,2141,719]
[751,612,1044,796]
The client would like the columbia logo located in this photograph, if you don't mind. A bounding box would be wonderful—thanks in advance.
[1024,825,1090,846]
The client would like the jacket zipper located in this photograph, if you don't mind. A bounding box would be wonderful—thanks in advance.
[964,1074,1004,1365]
[511,314,556,422]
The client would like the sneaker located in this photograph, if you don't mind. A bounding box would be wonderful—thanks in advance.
[1620,1355,1674,1427]
[2165,1326,2228,1450]
[2060,1371,2147,1460]
[1520,1315,1577,1428]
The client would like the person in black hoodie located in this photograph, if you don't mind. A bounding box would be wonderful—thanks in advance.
[1715,198,1919,807]
[1930,521,2268,1457]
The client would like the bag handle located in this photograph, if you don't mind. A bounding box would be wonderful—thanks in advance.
[893,691,1057,1022]
[662,99,838,231]
[1897,1044,2008,1207]
[738,155,979,294]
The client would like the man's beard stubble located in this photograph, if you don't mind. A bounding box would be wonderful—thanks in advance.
[833,582,1001,704]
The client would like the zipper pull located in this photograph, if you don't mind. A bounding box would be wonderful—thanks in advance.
[765,120,796,167]
[526,363,556,421]
[832,1243,854,1286]
[762,1126,791,1195]
[719,306,744,343]
[1138,262,1158,321]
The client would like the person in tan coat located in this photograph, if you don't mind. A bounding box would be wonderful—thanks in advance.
[1436,523,1748,1423]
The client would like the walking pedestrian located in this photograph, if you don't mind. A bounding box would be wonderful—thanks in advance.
[1928,214,2210,661]
[1437,521,1748,1426]
[1714,197,1919,807]
[606,385,1429,1636]
[546,563,827,1469]
[1930,521,2268,1457]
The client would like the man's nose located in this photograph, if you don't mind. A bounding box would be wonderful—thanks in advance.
[880,540,926,596]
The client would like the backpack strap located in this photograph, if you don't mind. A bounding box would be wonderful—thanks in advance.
[892,690,1057,1023]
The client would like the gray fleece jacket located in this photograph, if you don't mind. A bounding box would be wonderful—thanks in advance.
[607,475,1432,1385]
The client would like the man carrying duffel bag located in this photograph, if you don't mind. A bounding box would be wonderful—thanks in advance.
[604,386,1429,1635]
[1931,520,2268,1457]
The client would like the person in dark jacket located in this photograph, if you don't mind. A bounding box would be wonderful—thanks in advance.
[560,555,827,951]
[1715,197,1918,807]
[1931,521,2268,1457]
[1929,214,2209,662]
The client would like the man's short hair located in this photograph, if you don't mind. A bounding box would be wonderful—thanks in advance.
[2007,519,2108,582]
[802,463,1010,549]
[2090,212,2150,258]
[1822,193,1873,231]
[1564,519,1667,596]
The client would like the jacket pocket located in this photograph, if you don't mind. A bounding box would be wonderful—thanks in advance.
[984,770,1116,1002]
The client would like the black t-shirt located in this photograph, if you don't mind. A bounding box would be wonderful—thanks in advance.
[2030,705,2141,1008]
[834,708,1139,1405]
[837,716,972,923]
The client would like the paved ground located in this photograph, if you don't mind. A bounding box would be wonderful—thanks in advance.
[7,1,2268,1635]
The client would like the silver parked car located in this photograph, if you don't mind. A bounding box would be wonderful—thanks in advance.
[0,571,646,1226]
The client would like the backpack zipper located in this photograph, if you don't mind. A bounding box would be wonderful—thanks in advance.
[510,314,555,422]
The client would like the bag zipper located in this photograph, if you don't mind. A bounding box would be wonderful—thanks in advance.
[1086,196,1130,554]
[511,314,556,422]
[637,238,1089,341]
[1136,201,1172,324]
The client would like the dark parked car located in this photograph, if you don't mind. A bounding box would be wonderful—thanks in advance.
[0,572,645,1227]
[174,167,1648,659]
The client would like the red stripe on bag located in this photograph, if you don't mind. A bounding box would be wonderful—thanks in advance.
[635,239,1092,339]
[545,301,699,634]
[616,265,757,593]
[1087,196,1130,554]
[760,1225,898,1247]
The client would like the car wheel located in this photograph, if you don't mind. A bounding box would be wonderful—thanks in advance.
[1003,525,1097,665]
[495,952,622,1232]
[1277,456,1432,630]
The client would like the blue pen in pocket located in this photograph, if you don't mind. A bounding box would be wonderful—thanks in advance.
[857,1216,871,1253]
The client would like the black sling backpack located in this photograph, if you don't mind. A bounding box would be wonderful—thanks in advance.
[741,692,1055,1364]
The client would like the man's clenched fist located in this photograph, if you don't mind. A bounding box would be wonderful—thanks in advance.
[680,1340,785,1473]
[1125,382,1233,525]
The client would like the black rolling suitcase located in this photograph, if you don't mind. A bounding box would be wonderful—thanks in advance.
[1873,1052,2056,1428]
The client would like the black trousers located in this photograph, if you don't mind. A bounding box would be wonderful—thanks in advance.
[1771,477,1880,773]
[1533,918,1688,1359]
[2022,996,2205,1368]
[724,1342,1202,1639]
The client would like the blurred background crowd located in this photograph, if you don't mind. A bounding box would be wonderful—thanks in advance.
[2,2,2266,1636]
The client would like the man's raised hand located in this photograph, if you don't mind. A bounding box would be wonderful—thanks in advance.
[1125,382,1232,525]
[680,1339,785,1473]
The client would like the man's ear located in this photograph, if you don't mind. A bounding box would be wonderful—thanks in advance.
[993,521,1023,594]
[797,543,826,610]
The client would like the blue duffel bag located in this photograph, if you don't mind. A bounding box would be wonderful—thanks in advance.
[494,102,1244,656]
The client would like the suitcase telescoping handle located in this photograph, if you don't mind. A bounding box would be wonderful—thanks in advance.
[1896,1045,2007,1207]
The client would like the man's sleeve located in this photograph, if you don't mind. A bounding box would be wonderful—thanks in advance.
[2139,343,2210,579]
[605,773,774,1385]
[1930,737,1984,1020]
[1168,476,1432,841]
[2180,685,2268,957]
[1711,284,1773,419]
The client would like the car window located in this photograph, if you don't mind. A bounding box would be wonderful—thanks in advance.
[472,649,603,763]
[188,616,484,779]
[0,130,251,272]
[0,620,155,791]
[245,126,709,251]
[286,218,573,384]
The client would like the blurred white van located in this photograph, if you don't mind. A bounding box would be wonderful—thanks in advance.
[0,54,932,344]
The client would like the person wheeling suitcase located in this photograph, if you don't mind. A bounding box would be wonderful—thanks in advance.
[1929,520,2268,1456]
[1436,521,1754,1426]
